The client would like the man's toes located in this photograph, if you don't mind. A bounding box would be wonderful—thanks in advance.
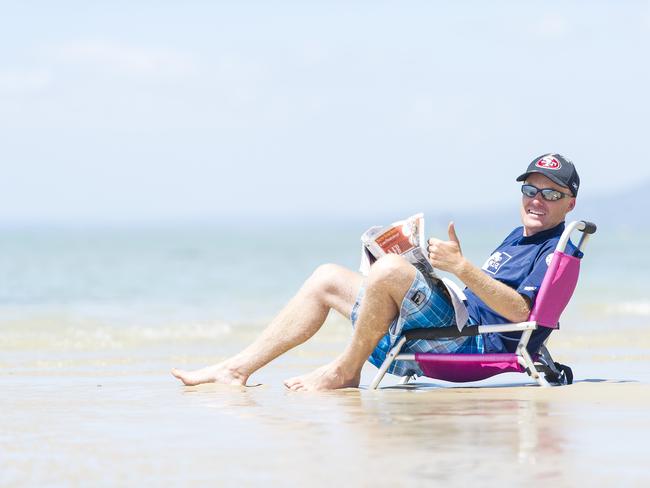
[284,377,304,390]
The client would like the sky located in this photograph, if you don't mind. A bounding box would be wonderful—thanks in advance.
[1,1,649,224]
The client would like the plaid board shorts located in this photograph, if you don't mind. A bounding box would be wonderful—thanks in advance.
[351,270,486,377]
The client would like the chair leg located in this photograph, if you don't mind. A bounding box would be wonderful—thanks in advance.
[398,375,412,385]
[538,345,554,364]
[521,347,550,387]
[517,330,550,387]
[537,345,573,385]
[369,336,407,390]
[538,345,562,374]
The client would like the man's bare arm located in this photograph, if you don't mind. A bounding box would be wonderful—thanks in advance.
[453,260,531,323]
[428,222,531,323]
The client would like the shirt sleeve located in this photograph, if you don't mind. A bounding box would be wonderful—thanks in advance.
[516,245,555,303]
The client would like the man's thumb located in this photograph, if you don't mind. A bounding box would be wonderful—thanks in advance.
[448,222,461,249]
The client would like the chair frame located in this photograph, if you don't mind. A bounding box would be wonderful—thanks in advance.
[369,220,596,390]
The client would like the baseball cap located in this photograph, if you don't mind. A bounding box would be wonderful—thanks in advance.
[516,153,580,196]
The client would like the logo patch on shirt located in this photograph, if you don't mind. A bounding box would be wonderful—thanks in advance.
[411,290,425,306]
[545,253,554,266]
[482,251,512,275]
[535,156,561,170]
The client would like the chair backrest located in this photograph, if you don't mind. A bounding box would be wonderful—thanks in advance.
[527,220,595,328]
[528,250,581,328]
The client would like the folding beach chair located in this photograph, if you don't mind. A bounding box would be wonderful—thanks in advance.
[369,220,597,389]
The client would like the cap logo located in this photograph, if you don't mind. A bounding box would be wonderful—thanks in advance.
[535,156,561,170]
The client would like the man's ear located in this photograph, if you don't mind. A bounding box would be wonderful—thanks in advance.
[568,198,576,212]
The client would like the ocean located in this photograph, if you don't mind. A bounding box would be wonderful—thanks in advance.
[2,220,650,486]
[1,220,647,358]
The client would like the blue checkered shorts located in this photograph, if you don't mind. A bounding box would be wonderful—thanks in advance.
[351,270,485,377]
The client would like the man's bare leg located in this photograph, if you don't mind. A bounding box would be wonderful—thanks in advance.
[171,264,363,386]
[284,254,416,391]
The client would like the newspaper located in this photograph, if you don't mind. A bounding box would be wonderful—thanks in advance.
[359,213,469,330]
[359,213,435,279]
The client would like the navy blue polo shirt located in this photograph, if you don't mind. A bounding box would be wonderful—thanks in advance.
[464,222,580,354]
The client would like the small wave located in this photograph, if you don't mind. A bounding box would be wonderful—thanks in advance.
[129,323,233,341]
[0,320,236,351]
[604,302,650,317]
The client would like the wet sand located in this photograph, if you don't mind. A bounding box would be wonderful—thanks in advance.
[3,220,649,485]
[3,346,650,487]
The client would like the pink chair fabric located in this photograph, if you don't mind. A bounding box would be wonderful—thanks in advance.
[415,353,524,382]
[412,250,581,383]
[528,250,581,328]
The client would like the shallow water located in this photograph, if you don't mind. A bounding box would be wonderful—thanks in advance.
[2,223,650,486]
[3,364,650,487]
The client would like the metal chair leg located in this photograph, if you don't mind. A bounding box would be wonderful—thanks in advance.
[517,329,550,387]
[398,375,413,385]
[369,336,407,390]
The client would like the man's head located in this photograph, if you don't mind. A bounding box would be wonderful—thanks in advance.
[517,154,579,236]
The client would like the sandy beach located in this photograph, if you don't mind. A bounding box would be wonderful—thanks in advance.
[2,224,649,486]
[3,317,650,487]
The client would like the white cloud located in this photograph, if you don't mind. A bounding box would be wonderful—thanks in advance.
[535,14,569,38]
[49,40,199,79]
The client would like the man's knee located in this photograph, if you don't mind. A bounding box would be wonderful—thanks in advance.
[306,263,347,298]
[367,254,416,291]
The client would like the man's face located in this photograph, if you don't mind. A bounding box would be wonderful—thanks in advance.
[520,173,576,236]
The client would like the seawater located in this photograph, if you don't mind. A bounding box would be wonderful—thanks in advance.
[3,221,650,487]
[1,221,648,360]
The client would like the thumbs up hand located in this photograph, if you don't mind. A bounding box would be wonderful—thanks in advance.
[427,221,466,275]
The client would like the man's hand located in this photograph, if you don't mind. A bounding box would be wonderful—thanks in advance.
[427,222,466,275]
[428,221,531,322]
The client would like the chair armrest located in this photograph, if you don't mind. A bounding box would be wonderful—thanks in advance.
[403,326,480,341]
[476,321,537,333]
[402,321,537,341]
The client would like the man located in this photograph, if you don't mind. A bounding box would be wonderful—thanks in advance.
[172,153,579,391]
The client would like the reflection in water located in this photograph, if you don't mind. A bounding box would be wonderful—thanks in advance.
[3,374,649,486]
[355,390,566,481]
[179,383,572,485]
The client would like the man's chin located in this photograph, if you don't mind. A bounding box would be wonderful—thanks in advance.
[522,218,546,235]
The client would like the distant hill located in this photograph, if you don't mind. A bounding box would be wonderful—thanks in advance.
[575,179,648,230]
[435,179,648,232]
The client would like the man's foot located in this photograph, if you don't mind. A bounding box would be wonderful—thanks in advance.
[171,362,249,386]
[283,362,360,391]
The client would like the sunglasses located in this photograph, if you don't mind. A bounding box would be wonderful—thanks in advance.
[521,184,572,202]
